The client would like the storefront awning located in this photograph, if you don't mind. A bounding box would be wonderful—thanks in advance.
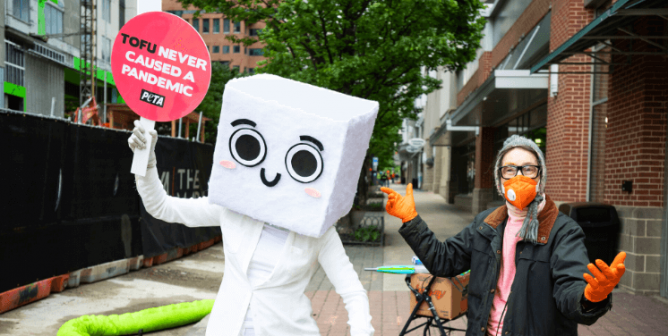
[429,70,547,146]
[451,70,547,126]
[530,0,668,74]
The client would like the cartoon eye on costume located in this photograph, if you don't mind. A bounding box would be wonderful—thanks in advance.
[229,128,267,167]
[285,143,323,183]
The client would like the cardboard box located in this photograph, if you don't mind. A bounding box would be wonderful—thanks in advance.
[408,272,470,320]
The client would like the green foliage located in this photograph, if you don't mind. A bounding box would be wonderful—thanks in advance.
[177,0,485,162]
[189,63,243,144]
[354,225,380,243]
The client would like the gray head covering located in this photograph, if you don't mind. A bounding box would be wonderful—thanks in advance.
[493,135,547,244]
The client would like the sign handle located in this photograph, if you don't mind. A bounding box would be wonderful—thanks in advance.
[131,116,156,177]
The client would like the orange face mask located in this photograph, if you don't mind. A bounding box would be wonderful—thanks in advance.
[502,175,538,211]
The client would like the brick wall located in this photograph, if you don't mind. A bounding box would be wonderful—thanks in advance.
[604,17,667,208]
[478,52,493,87]
[544,0,595,202]
[457,68,479,106]
[473,127,496,213]
[604,17,667,295]
[475,127,496,189]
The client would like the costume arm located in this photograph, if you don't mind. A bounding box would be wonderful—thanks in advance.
[318,227,374,336]
[135,166,221,227]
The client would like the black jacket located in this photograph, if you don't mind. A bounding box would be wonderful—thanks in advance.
[399,196,611,336]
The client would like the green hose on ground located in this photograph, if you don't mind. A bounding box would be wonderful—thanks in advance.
[57,299,214,336]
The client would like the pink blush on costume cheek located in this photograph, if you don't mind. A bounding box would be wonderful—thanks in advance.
[305,188,321,198]
[220,160,236,169]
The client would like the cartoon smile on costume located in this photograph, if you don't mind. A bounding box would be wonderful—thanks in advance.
[208,74,378,237]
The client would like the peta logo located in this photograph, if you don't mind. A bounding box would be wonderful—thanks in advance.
[139,89,165,107]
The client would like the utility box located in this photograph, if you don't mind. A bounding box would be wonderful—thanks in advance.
[558,203,621,265]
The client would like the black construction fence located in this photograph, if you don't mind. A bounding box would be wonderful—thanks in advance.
[0,110,220,293]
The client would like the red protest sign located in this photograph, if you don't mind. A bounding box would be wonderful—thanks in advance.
[111,12,211,122]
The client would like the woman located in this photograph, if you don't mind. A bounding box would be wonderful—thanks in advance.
[382,135,625,336]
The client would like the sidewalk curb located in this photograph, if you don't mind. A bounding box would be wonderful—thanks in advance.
[1,235,222,315]
[0,274,68,314]
[143,238,219,267]
[79,259,130,284]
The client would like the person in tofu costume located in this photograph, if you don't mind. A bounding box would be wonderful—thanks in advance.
[128,74,378,336]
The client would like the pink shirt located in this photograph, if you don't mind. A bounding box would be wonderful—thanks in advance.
[487,199,545,336]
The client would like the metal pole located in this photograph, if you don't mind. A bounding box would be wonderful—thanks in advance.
[661,121,668,298]
[50,97,55,117]
[196,112,203,142]
[178,118,182,138]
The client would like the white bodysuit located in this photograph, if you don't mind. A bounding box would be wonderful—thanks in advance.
[244,224,289,336]
[135,167,374,336]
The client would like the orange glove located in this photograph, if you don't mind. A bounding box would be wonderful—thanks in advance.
[583,251,626,302]
[381,183,418,223]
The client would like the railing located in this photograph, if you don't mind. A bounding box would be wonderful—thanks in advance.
[30,43,67,65]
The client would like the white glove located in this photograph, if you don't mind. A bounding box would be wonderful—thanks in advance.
[128,119,158,169]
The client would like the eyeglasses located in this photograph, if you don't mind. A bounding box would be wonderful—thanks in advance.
[498,165,541,179]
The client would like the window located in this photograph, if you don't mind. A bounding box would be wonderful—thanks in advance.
[213,19,220,33]
[223,46,230,54]
[192,18,199,31]
[119,0,125,28]
[213,46,220,53]
[45,4,63,37]
[219,61,230,67]
[234,21,241,33]
[202,19,209,33]
[13,0,29,22]
[249,48,263,56]
[101,36,111,62]
[5,41,25,87]
[233,45,240,53]
[103,0,111,23]
[244,47,247,55]
[248,68,255,74]
[249,28,261,36]
[223,19,230,33]
[588,44,611,202]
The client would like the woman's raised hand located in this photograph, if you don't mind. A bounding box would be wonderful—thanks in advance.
[381,183,418,223]
[583,251,626,302]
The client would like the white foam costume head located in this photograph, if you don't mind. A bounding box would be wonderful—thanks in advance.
[208,74,379,238]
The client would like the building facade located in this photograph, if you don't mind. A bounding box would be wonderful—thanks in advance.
[3,0,135,119]
[418,0,667,297]
[162,0,267,74]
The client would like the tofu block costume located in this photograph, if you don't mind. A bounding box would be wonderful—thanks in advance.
[132,74,378,336]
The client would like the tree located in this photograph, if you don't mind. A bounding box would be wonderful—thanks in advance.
[180,0,485,202]
[188,63,242,144]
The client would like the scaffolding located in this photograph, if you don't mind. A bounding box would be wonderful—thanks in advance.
[79,0,96,111]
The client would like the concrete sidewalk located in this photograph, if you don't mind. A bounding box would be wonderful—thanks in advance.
[184,183,668,335]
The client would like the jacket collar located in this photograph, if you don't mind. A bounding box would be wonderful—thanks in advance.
[483,194,559,244]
